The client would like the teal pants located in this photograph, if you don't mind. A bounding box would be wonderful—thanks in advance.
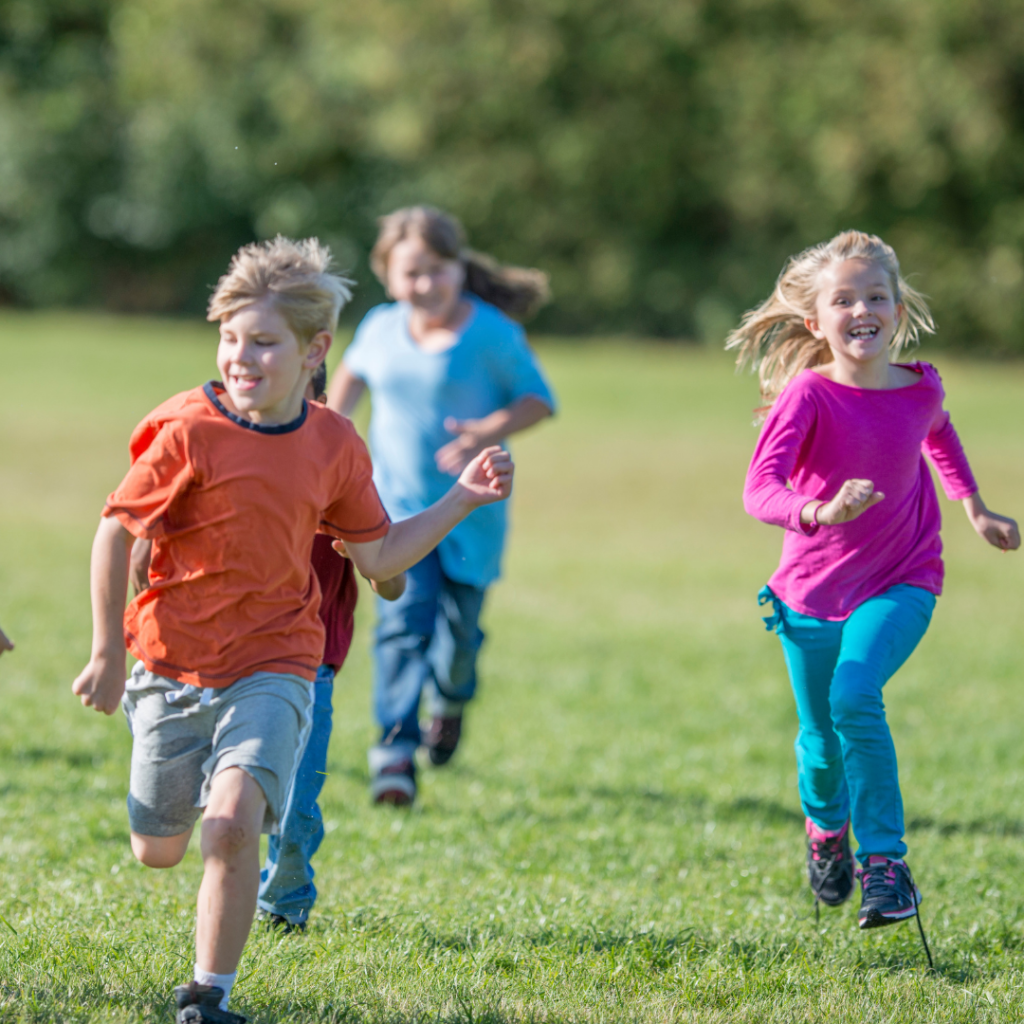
[759,584,935,862]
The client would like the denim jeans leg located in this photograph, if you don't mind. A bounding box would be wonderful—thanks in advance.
[425,576,487,717]
[371,552,442,761]
[258,664,335,923]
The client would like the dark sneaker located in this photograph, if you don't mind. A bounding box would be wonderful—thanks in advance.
[423,715,462,766]
[806,818,854,907]
[371,757,416,806]
[173,983,247,1024]
[260,912,307,935]
[857,855,922,929]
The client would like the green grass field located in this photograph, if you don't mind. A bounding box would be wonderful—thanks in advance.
[1,312,1023,1023]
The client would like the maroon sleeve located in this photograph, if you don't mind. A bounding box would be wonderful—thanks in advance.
[310,534,359,670]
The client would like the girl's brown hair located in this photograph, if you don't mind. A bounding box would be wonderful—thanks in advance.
[370,206,550,322]
[726,230,935,414]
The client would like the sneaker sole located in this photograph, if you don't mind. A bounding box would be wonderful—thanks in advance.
[371,776,416,806]
[858,889,922,929]
[815,888,854,908]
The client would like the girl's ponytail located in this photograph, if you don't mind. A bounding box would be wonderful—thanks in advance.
[726,230,935,416]
[371,206,550,322]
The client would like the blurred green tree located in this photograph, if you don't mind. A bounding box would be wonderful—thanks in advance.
[2,0,1024,349]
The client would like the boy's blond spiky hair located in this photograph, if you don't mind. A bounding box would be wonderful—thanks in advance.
[207,236,354,342]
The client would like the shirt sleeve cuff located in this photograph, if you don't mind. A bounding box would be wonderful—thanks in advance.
[102,505,164,540]
[790,497,820,535]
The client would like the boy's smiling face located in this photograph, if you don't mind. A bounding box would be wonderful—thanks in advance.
[216,296,330,424]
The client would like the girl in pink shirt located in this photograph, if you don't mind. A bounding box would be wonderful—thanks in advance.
[729,230,1019,932]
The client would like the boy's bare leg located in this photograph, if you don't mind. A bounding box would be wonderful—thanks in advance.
[131,829,193,868]
[196,767,267,974]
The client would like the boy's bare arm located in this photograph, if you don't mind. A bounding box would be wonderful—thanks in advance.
[72,516,135,715]
[330,539,407,600]
[346,446,513,582]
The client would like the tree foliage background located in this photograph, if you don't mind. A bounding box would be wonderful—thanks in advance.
[3,0,1024,348]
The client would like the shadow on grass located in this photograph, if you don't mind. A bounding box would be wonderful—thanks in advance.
[463,774,806,831]
[907,814,1024,838]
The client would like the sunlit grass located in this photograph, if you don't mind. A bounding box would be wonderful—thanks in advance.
[1,312,1023,1021]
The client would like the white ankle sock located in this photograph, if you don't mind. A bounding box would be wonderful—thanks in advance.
[194,968,236,1011]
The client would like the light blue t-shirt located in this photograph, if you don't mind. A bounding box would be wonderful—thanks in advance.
[343,298,555,588]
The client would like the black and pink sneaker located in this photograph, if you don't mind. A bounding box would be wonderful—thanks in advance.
[806,818,854,907]
[856,856,922,929]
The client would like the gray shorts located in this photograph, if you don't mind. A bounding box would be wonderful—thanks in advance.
[122,662,314,837]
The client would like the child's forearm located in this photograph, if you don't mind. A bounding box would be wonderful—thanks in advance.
[90,516,134,659]
[963,491,1021,551]
[371,573,407,601]
[72,517,135,715]
[467,395,552,446]
[353,487,474,581]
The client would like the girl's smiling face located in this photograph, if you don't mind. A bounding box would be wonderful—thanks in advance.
[806,258,903,366]
[386,234,465,319]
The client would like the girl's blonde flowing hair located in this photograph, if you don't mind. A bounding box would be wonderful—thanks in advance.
[725,230,935,415]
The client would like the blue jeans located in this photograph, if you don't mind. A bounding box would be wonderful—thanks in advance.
[371,549,486,765]
[760,584,935,862]
[257,663,334,924]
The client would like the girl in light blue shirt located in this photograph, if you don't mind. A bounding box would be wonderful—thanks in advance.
[328,205,556,805]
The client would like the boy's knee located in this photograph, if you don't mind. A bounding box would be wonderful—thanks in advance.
[131,830,191,868]
[202,815,258,861]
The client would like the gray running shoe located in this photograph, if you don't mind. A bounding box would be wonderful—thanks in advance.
[857,856,922,929]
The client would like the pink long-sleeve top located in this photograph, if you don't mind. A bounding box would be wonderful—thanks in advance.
[744,362,977,620]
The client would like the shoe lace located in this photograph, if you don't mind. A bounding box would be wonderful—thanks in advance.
[857,859,900,900]
[855,858,934,971]
[808,832,846,922]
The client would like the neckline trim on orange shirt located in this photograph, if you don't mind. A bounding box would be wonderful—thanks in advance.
[203,381,308,435]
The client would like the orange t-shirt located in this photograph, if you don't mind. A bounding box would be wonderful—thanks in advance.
[104,383,391,687]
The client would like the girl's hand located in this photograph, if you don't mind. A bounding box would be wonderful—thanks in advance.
[331,539,350,559]
[804,479,885,526]
[964,494,1020,551]
[455,446,514,507]
[435,418,489,476]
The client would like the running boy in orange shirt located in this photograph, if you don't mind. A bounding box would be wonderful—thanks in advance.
[71,237,514,1024]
